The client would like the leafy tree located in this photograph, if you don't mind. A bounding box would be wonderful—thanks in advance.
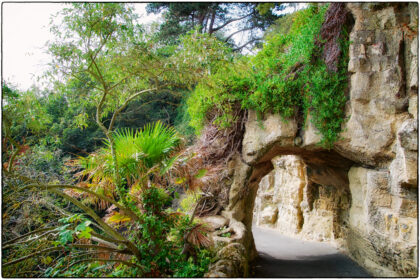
[2,83,79,277]
[47,3,193,203]
[3,3,231,276]
[146,3,286,51]
[2,82,53,172]
[114,90,181,130]
[44,81,104,155]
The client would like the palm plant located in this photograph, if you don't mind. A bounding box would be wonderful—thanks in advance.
[73,121,180,208]
[4,121,212,277]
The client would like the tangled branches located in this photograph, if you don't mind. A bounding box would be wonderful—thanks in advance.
[180,107,247,216]
[195,107,247,165]
[317,3,353,72]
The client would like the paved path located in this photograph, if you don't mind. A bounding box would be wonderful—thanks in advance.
[251,226,371,278]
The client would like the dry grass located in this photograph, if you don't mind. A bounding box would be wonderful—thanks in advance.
[177,108,247,216]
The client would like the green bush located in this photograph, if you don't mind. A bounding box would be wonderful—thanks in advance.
[187,57,252,134]
[180,192,201,212]
[187,4,350,147]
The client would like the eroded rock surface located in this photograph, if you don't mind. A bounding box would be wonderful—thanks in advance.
[335,3,418,167]
[207,3,418,278]
[254,155,350,243]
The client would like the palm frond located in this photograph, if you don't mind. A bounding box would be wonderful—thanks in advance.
[135,121,180,168]
[186,224,212,248]
[69,122,181,209]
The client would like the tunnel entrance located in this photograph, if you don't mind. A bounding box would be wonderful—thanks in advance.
[209,110,417,278]
[252,154,352,243]
[223,143,356,262]
[246,153,371,277]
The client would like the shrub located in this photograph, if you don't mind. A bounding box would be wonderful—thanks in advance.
[187,4,351,147]
[187,57,252,134]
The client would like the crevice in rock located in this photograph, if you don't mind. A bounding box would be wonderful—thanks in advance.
[296,179,305,231]
[396,35,407,100]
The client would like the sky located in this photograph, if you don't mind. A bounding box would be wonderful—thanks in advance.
[2,3,160,91]
[2,3,306,92]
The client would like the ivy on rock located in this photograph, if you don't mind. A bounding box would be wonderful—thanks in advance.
[187,3,352,148]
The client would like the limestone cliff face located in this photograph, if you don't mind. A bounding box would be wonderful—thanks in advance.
[207,3,418,278]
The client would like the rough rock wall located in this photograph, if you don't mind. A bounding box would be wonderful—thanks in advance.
[347,166,417,276]
[336,3,418,167]
[340,3,418,277]
[208,3,418,278]
[254,155,351,243]
[253,156,305,236]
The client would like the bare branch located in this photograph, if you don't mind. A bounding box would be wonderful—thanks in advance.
[2,170,40,185]
[108,87,157,132]
[86,26,116,71]
[232,38,260,52]
[91,231,128,246]
[3,229,59,250]
[3,246,63,267]
[118,99,181,118]
[211,12,253,33]
[96,89,109,136]
[108,74,133,92]
[69,71,103,92]
[89,53,107,90]
[3,244,131,268]
[224,26,254,42]
[72,244,131,254]
[208,8,217,34]
[90,236,119,249]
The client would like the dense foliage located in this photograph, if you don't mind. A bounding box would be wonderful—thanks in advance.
[2,3,220,277]
[3,118,214,277]
[2,3,353,277]
[187,4,351,147]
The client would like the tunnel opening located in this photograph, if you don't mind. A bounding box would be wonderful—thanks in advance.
[220,142,359,266]
[244,151,373,277]
[251,153,352,244]
[246,149,355,250]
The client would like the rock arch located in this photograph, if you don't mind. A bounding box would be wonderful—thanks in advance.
[207,3,418,277]
[222,111,356,263]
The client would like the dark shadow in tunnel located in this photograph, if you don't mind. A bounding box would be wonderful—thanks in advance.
[250,251,372,278]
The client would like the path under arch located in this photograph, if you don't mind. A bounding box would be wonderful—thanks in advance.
[250,226,371,277]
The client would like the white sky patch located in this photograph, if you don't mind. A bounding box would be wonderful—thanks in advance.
[3,3,64,91]
[2,3,161,91]
[234,3,308,54]
[277,3,308,15]
[134,4,162,25]
[2,3,305,91]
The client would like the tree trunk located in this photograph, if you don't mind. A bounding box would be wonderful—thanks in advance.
[208,9,216,34]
